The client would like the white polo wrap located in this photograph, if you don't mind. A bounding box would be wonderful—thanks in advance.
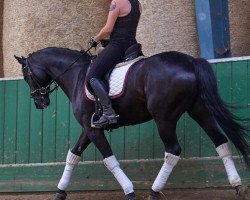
[57,150,81,191]
[104,155,134,195]
[216,143,242,187]
[152,152,180,192]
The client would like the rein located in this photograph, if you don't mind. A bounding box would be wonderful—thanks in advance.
[54,46,93,81]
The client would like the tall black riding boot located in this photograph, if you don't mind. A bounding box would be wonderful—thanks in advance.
[89,78,117,127]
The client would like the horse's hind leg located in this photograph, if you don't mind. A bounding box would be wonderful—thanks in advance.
[146,75,196,199]
[148,119,181,199]
[188,97,246,194]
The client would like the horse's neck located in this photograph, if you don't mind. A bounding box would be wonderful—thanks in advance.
[47,56,89,101]
[58,67,83,100]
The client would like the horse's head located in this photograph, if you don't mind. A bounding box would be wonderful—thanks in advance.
[15,55,52,109]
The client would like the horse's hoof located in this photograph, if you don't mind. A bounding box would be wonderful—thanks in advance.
[54,192,67,200]
[236,185,250,200]
[128,197,138,200]
[148,190,167,200]
[126,192,138,200]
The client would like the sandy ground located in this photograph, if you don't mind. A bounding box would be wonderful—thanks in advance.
[0,188,248,200]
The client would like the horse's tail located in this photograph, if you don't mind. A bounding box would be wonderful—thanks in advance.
[193,58,250,168]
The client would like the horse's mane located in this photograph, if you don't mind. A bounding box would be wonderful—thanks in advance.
[29,47,91,60]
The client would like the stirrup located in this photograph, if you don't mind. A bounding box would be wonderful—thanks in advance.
[91,113,119,128]
[91,97,103,128]
[91,113,102,128]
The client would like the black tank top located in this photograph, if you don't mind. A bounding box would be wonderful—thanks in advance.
[110,0,141,40]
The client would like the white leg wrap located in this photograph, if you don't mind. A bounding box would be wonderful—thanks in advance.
[152,152,180,192]
[104,155,134,195]
[216,143,242,187]
[57,150,81,191]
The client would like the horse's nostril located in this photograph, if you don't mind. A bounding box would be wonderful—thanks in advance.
[34,100,43,109]
[34,98,50,109]
[34,101,39,108]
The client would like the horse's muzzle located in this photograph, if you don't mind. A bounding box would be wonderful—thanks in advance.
[34,98,50,109]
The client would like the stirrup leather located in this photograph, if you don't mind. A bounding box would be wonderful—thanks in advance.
[91,97,102,128]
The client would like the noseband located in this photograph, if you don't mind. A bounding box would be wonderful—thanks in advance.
[22,59,58,99]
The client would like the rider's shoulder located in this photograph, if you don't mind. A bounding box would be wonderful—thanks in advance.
[112,0,129,5]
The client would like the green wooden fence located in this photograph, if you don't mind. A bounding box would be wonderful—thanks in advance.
[0,57,249,192]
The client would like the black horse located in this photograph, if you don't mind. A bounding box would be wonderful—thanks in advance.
[15,46,250,200]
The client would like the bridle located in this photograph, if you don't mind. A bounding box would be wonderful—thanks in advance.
[23,46,93,99]
[22,59,58,99]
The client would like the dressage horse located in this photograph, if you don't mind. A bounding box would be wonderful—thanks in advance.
[15,46,250,200]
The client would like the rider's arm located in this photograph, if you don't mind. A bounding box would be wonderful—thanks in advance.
[94,0,120,42]
[139,1,142,13]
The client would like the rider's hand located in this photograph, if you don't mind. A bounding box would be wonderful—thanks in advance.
[89,37,98,48]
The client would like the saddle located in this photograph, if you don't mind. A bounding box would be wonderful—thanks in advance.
[88,41,143,91]
[123,43,143,62]
[104,43,143,84]
[88,41,144,128]
[100,39,143,61]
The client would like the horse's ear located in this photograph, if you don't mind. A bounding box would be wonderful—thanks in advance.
[14,55,26,65]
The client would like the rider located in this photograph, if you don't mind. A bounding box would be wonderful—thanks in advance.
[87,0,141,127]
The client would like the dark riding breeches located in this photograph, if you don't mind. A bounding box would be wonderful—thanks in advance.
[86,39,136,86]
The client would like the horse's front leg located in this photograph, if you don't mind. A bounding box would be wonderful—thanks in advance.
[86,128,136,200]
[55,131,91,200]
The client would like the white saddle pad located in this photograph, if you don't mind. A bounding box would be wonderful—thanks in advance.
[85,57,144,101]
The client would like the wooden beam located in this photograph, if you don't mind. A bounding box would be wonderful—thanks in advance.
[195,0,231,59]
[0,158,249,192]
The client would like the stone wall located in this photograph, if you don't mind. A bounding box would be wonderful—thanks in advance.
[1,0,250,77]
[229,0,250,57]
[138,0,199,57]
[0,0,3,77]
[3,0,110,77]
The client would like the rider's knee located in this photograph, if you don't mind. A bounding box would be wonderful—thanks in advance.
[85,74,92,85]
[88,77,99,85]
[85,76,98,93]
